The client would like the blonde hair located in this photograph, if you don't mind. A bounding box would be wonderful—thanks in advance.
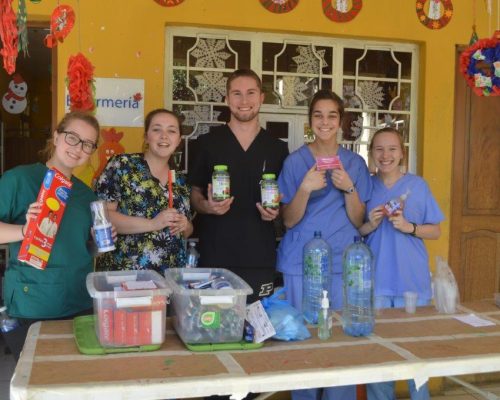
[39,111,100,161]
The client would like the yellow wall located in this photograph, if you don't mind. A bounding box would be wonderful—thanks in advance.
[26,0,496,267]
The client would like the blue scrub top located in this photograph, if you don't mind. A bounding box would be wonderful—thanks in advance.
[365,173,444,301]
[277,145,372,275]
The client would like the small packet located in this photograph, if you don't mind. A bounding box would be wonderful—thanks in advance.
[316,156,341,171]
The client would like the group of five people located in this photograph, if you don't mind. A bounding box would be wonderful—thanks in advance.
[0,69,443,400]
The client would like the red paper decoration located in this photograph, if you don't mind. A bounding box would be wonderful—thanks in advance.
[154,0,184,6]
[0,0,19,75]
[416,0,453,30]
[67,53,95,112]
[260,0,299,13]
[322,0,362,23]
[45,5,76,48]
[459,31,500,96]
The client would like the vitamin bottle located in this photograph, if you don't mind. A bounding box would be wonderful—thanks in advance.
[260,173,279,209]
[212,165,230,201]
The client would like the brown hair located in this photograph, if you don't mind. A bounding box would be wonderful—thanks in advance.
[308,89,344,126]
[142,109,182,152]
[39,111,100,161]
[368,127,405,153]
[226,69,263,94]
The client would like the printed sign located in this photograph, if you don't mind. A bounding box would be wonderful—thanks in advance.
[65,78,144,127]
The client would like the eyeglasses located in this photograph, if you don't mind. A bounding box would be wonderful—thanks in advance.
[59,131,97,155]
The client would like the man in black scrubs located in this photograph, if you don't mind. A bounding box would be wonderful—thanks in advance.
[188,69,289,303]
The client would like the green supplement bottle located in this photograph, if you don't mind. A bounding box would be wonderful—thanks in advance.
[260,173,279,209]
[212,165,230,201]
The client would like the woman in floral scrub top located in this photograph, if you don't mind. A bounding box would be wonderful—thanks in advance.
[95,109,193,273]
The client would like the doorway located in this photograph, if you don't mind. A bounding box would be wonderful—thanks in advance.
[0,26,52,175]
[449,46,500,301]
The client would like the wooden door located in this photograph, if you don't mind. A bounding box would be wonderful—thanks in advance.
[449,47,500,301]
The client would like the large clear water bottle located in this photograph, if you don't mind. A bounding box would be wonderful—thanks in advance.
[186,241,199,268]
[303,231,331,324]
[342,236,375,337]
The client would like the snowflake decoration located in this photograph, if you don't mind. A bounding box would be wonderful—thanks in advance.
[350,115,363,138]
[194,72,227,102]
[383,114,397,127]
[336,0,348,12]
[281,76,309,107]
[182,105,221,138]
[343,83,362,108]
[358,81,385,109]
[293,46,328,74]
[190,38,231,69]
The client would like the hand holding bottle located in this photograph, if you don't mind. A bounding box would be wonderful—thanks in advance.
[388,210,413,234]
[368,205,384,230]
[206,183,234,215]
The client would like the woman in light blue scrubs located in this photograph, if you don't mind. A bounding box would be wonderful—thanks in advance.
[277,89,372,400]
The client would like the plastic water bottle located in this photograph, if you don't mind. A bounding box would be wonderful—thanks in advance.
[383,189,410,216]
[186,241,199,268]
[342,236,374,337]
[0,306,19,333]
[303,231,331,325]
[317,290,332,340]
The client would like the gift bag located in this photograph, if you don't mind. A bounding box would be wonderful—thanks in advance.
[433,256,460,314]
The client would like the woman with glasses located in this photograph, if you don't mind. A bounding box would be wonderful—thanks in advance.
[95,108,193,273]
[0,111,102,361]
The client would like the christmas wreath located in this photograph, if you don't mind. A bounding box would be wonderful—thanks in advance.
[416,0,453,30]
[322,0,362,23]
[154,0,185,6]
[44,5,75,48]
[67,53,96,111]
[459,32,500,96]
[259,0,299,13]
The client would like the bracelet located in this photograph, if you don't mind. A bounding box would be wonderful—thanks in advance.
[21,224,26,238]
[409,222,417,236]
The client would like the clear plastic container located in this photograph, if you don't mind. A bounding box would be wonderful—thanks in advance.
[86,270,171,347]
[164,268,252,344]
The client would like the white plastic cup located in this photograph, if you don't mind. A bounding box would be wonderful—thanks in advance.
[404,291,418,314]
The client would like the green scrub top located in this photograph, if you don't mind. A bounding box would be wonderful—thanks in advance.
[0,163,96,319]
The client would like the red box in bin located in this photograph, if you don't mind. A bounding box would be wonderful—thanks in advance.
[18,168,72,269]
[86,271,170,348]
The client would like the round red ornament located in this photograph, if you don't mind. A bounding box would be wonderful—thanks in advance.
[416,0,453,30]
[44,5,75,48]
[322,0,362,23]
[154,0,185,6]
[259,0,299,13]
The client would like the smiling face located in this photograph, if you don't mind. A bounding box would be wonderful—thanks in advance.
[51,118,99,175]
[370,130,405,175]
[226,76,264,124]
[310,99,341,145]
[144,112,181,160]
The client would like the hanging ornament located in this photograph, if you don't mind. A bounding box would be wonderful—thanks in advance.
[2,73,28,114]
[259,0,299,13]
[0,0,19,75]
[44,5,75,48]
[154,0,184,6]
[67,53,96,111]
[459,30,500,96]
[17,0,28,56]
[322,0,362,23]
[416,0,453,30]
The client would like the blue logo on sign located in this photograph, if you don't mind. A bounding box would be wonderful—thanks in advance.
[43,170,54,189]
[55,187,71,204]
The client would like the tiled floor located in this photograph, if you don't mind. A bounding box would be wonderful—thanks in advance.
[1,332,500,400]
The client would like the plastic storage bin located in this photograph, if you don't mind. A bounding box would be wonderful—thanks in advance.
[86,270,171,348]
[164,268,252,344]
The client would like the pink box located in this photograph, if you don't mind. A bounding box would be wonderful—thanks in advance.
[316,156,341,171]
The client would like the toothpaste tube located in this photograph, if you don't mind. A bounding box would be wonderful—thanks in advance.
[316,156,341,171]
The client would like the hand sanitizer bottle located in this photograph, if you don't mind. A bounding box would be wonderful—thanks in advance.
[317,290,332,340]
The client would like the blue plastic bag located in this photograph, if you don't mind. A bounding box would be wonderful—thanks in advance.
[261,288,311,341]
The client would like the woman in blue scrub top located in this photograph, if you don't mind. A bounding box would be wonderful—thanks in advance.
[277,89,372,400]
[359,127,444,400]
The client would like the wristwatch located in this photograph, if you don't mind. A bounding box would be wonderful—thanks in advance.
[410,222,417,236]
[344,186,356,194]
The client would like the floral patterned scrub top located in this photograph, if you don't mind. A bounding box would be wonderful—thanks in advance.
[95,153,191,273]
